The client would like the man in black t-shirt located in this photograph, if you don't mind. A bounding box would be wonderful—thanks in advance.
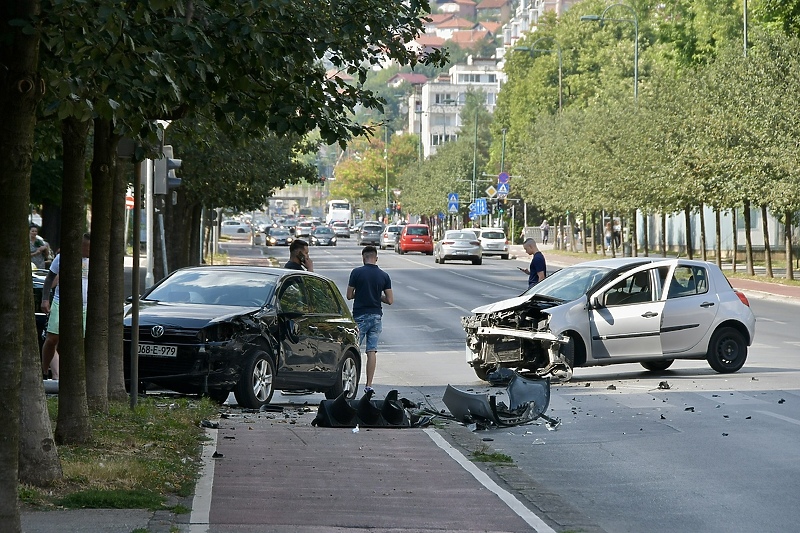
[284,239,313,271]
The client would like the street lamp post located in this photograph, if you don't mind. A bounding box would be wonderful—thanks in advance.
[384,123,389,221]
[581,3,639,104]
[515,38,563,112]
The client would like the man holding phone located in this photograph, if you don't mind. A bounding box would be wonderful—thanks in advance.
[284,239,314,271]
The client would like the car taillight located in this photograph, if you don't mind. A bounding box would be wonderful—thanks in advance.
[469,240,481,245]
[505,239,509,244]
[735,290,750,307]
[442,241,454,245]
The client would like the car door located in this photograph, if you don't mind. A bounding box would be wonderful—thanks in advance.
[589,266,665,360]
[276,276,316,380]
[660,264,719,354]
[304,276,344,380]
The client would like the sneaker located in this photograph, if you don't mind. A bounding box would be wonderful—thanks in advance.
[364,386,374,394]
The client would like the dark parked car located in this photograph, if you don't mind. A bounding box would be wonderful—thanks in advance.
[357,222,384,246]
[123,266,361,408]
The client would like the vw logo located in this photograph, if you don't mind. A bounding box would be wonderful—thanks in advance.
[151,325,165,338]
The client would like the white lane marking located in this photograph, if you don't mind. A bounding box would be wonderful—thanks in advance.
[424,428,556,533]
[446,301,472,313]
[188,428,218,532]
[407,285,420,291]
[758,317,787,325]
[424,292,440,300]
[755,410,800,426]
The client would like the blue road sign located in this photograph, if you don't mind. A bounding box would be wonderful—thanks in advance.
[498,172,510,184]
[475,198,488,216]
[448,192,459,203]
[497,182,510,198]
[448,202,459,214]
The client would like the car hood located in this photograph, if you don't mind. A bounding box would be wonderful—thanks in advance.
[124,301,264,328]
[471,294,533,314]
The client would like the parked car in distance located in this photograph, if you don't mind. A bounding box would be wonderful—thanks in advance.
[331,221,350,238]
[357,222,384,246]
[123,266,361,408]
[221,220,251,236]
[310,226,337,246]
[379,224,403,250]
[462,258,756,382]
[476,227,509,259]
[265,227,293,246]
[396,224,433,255]
[434,230,483,265]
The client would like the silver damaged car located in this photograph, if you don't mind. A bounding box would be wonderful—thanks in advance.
[462,258,756,381]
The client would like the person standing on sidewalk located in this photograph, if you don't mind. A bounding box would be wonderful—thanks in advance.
[40,232,90,380]
[346,246,393,394]
[520,238,546,288]
[284,239,314,271]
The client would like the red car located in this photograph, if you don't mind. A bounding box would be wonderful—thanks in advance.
[396,224,433,255]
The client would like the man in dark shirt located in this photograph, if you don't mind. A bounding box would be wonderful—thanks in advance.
[346,246,393,394]
[284,239,313,271]
[521,238,546,288]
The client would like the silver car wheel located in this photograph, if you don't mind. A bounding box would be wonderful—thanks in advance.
[253,357,274,402]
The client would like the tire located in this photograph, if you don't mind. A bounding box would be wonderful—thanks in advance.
[501,254,509,260]
[325,352,359,400]
[472,258,482,265]
[560,335,575,368]
[706,327,747,373]
[641,360,674,372]
[234,349,276,408]
[474,364,496,381]
[398,247,405,255]
[439,257,445,264]
[380,244,386,250]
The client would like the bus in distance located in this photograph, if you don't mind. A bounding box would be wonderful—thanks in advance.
[325,200,351,225]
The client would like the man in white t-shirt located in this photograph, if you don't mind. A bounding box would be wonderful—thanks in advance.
[40,233,90,380]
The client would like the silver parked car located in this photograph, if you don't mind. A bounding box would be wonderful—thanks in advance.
[434,230,483,265]
[477,228,509,259]
[357,222,384,246]
[462,258,756,381]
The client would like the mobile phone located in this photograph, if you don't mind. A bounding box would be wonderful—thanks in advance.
[299,253,306,263]
[517,267,525,271]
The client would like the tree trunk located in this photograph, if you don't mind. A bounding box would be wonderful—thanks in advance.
[41,201,62,253]
[630,209,637,257]
[661,213,667,257]
[684,206,693,259]
[19,283,62,486]
[107,156,129,401]
[699,204,707,261]
[744,200,754,276]
[85,119,119,412]
[643,211,649,257]
[785,211,794,281]
[761,204,772,278]
[54,117,92,445]
[715,209,722,268]
[732,208,738,273]
[1,1,42,527]
[591,211,597,255]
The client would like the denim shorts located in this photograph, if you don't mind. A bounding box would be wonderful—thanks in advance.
[355,314,382,353]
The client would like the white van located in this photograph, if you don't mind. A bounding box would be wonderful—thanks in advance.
[477,227,509,259]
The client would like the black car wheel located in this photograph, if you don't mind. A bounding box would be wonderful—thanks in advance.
[234,349,276,408]
[474,364,496,381]
[325,352,359,400]
[472,258,482,265]
[707,327,747,373]
[641,360,674,372]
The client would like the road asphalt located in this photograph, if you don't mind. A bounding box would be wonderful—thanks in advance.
[20,242,798,533]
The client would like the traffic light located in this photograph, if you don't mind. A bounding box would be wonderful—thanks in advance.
[497,198,507,214]
[154,145,182,194]
[311,389,411,428]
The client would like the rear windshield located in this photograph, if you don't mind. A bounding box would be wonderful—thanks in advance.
[407,226,429,236]
[481,231,505,239]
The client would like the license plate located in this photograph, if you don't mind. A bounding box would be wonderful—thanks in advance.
[138,344,177,357]
[412,238,423,243]
[455,250,466,255]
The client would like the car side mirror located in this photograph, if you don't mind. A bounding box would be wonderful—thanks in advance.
[589,295,602,309]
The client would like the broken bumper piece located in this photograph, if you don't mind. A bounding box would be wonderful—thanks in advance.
[442,372,560,429]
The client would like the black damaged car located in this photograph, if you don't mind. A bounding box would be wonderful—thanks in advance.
[123,266,361,408]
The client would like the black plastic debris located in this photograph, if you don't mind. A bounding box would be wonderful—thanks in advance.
[658,381,670,390]
[486,367,517,387]
[442,373,559,429]
[200,420,219,429]
[311,389,411,428]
